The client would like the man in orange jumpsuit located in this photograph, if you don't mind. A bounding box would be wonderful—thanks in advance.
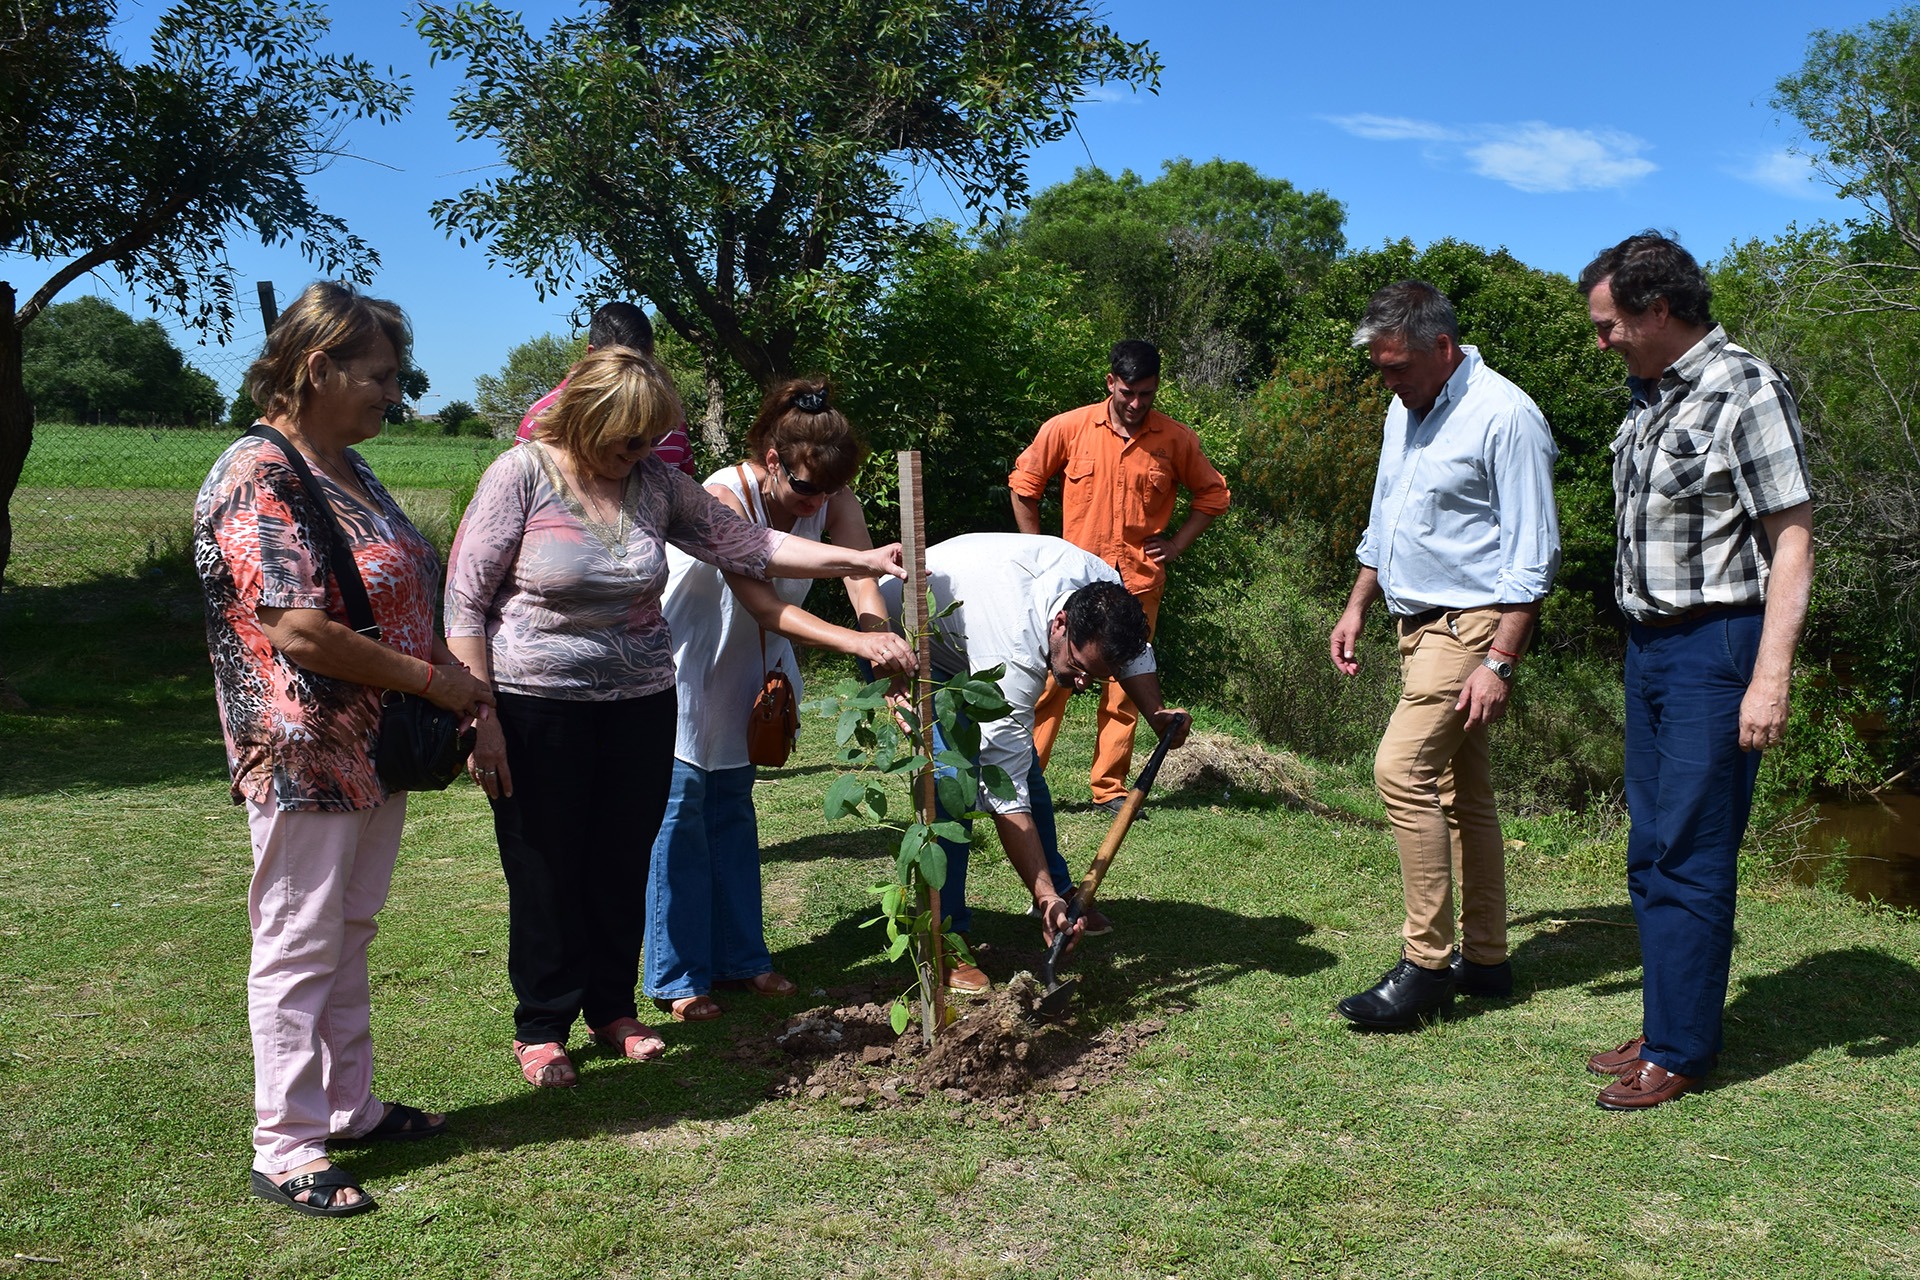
[1009,340,1231,824]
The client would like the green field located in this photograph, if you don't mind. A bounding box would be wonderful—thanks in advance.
[2,573,1916,1279]
[8,424,508,585]
[19,422,510,489]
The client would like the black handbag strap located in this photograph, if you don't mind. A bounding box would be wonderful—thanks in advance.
[246,424,383,640]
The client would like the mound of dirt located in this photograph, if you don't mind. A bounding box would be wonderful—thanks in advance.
[1156,731,1366,823]
[739,974,1168,1114]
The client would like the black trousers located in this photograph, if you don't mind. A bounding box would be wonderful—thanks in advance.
[491,688,677,1043]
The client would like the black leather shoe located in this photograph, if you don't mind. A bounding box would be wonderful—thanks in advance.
[1336,958,1454,1029]
[1450,950,1513,998]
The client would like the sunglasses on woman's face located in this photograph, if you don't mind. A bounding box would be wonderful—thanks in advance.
[776,454,841,498]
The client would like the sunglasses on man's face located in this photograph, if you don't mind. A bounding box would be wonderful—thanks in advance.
[776,454,841,498]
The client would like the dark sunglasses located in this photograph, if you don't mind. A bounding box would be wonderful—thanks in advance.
[776,454,841,498]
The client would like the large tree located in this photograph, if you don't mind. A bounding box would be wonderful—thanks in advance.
[417,0,1159,447]
[23,296,222,425]
[1006,158,1346,389]
[1774,6,1920,308]
[0,0,409,585]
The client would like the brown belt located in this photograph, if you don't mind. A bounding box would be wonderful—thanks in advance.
[1636,603,1762,629]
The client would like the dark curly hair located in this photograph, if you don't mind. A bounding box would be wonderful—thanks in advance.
[1063,581,1151,669]
[1578,231,1713,327]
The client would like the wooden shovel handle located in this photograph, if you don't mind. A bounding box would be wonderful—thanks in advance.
[1068,714,1187,918]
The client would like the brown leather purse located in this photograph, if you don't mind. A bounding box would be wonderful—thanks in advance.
[746,631,800,768]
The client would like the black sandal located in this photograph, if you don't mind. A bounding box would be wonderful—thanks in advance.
[335,1101,447,1144]
[249,1166,378,1218]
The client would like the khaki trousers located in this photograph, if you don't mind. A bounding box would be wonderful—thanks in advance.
[1374,606,1508,969]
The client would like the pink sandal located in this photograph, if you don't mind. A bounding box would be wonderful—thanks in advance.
[588,1016,666,1060]
[513,1040,577,1088]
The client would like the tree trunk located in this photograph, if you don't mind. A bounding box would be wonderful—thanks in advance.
[700,360,728,455]
[0,284,34,708]
[0,283,34,593]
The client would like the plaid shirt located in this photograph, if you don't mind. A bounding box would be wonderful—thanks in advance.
[1612,326,1811,623]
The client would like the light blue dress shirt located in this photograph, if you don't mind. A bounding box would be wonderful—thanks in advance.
[1355,346,1561,615]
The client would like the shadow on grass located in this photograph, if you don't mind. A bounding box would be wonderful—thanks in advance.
[760,826,901,865]
[961,897,1338,1024]
[1718,945,1920,1084]
[1418,905,1647,1026]
[2,563,227,796]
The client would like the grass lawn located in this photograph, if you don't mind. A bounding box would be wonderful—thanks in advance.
[2,575,1917,1279]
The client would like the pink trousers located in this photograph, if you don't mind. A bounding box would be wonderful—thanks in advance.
[244,796,405,1173]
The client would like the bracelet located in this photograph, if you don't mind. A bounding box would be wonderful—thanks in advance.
[1489,646,1520,659]
[420,662,435,696]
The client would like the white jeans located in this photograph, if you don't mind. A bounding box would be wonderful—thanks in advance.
[244,796,406,1173]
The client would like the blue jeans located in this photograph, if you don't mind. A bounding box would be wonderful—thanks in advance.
[931,715,1073,936]
[1623,607,1765,1078]
[643,760,770,999]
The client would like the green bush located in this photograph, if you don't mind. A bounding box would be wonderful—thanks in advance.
[1166,522,1628,813]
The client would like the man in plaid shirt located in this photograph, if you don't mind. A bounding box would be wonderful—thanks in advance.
[1577,232,1814,1111]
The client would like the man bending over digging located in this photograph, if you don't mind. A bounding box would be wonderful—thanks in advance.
[879,533,1191,993]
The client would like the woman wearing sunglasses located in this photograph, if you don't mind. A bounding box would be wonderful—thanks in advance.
[643,379,913,1021]
[444,352,903,1087]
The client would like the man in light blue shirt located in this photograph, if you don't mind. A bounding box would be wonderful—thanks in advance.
[1328,281,1561,1030]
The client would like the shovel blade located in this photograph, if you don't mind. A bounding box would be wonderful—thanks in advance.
[1035,973,1079,1020]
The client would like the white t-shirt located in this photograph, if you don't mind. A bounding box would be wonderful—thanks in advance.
[881,533,1156,815]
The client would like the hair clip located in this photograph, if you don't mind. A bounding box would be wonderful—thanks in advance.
[790,388,829,413]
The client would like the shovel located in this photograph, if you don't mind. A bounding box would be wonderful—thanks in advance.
[1036,713,1189,1020]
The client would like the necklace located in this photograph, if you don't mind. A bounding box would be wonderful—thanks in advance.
[557,451,632,556]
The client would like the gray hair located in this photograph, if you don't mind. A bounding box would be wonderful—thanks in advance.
[1350,280,1460,351]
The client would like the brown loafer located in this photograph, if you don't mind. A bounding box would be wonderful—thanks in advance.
[1596,1061,1699,1110]
[1587,1033,1647,1077]
[945,961,990,994]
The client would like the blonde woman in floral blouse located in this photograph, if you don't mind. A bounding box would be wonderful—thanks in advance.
[444,347,901,1089]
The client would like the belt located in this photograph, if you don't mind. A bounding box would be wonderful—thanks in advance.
[1635,602,1763,629]
[1395,606,1450,634]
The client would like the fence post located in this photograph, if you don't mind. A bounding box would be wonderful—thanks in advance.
[256,281,278,335]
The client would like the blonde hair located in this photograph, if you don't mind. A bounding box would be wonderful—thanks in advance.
[746,376,865,491]
[532,346,684,462]
[245,282,410,421]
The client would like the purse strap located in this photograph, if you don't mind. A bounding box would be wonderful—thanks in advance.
[246,424,383,641]
[735,462,777,678]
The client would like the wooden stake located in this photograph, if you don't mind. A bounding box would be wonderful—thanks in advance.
[897,450,945,1036]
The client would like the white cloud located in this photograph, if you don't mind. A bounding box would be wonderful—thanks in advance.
[1733,148,1824,199]
[1466,125,1656,194]
[1323,115,1657,193]
[1322,113,1462,143]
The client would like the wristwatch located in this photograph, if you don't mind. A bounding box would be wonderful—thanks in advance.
[1482,655,1515,681]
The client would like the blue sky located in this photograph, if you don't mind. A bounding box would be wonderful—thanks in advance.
[16,0,1893,410]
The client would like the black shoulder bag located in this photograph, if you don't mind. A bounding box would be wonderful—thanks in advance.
[247,425,474,792]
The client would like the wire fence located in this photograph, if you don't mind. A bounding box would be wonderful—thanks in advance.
[8,285,508,589]
[11,421,508,588]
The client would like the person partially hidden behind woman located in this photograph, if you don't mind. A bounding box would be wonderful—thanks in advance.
[646,379,915,1021]
[444,348,904,1088]
[195,282,493,1217]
